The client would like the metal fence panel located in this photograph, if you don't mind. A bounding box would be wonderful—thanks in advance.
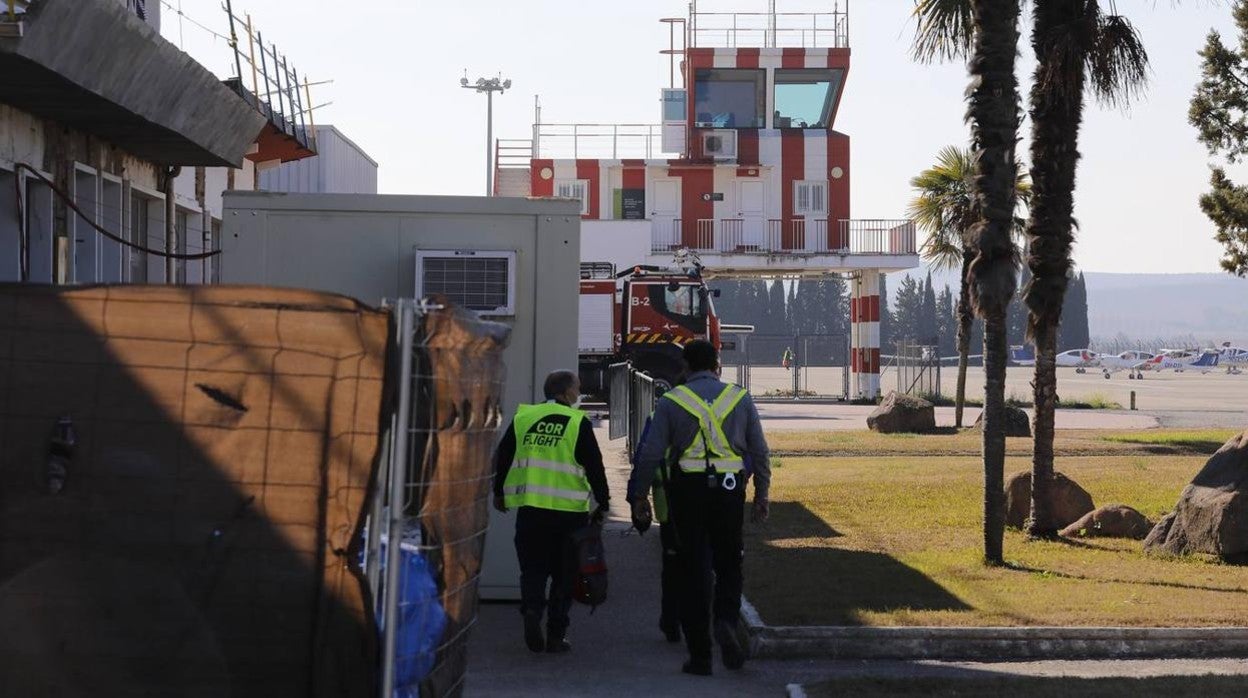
[367,300,510,698]
[721,333,850,399]
[608,362,631,442]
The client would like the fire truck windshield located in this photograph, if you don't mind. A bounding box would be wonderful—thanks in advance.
[664,285,701,318]
[643,283,708,336]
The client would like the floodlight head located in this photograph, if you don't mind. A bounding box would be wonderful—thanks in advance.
[460,77,469,87]
[503,79,512,90]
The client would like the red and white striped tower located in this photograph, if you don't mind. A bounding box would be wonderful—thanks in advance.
[851,269,881,399]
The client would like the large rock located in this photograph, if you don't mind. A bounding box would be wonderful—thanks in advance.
[867,392,935,434]
[1005,471,1096,530]
[974,405,1032,437]
[1144,430,1248,560]
[1060,504,1153,540]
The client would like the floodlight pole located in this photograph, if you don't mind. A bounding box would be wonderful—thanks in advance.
[462,73,511,196]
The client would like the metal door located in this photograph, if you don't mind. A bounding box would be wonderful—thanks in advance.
[738,179,765,249]
[650,178,681,249]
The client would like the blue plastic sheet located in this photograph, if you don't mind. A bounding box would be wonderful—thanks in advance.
[375,540,448,697]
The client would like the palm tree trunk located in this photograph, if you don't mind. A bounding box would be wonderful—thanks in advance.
[982,311,1009,563]
[1023,0,1086,540]
[1028,323,1059,537]
[968,0,1022,567]
[955,253,973,429]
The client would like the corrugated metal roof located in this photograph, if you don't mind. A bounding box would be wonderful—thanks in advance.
[257,124,379,195]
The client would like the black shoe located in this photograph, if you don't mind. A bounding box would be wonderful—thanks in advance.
[714,619,747,670]
[682,659,713,676]
[545,635,572,654]
[523,612,544,653]
[660,617,682,643]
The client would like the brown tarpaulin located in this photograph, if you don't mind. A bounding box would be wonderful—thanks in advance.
[0,285,390,697]
[407,302,509,698]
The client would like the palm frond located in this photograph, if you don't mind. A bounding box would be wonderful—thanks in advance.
[1087,12,1151,107]
[911,0,975,64]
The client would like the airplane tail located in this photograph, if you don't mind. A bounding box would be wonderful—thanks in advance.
[1010,345,1035,365]
[1192,352,1221,368]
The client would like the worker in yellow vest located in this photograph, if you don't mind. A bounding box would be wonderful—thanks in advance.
[630,340,770,676]
[493,370,609,654]
[628,388,682,644]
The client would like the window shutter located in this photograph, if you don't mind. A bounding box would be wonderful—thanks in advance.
[813,182,827,214]
[796,184,809,213]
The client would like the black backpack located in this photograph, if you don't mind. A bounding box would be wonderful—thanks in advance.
[570,524,608,611]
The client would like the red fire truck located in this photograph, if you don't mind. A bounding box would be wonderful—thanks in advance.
[579,262,724,397]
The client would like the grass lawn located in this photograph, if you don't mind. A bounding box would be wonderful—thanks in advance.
[745,429,1248,627]
[803,675,1248,697]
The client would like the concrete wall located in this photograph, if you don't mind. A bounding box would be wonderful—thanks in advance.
[219,192,584,599]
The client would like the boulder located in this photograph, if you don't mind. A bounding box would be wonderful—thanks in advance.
[1059,504,1153,540]
[1005,471,1095,530]
[1144,430,1248,560]
[867,392,936,434]
[973,405,1032,437]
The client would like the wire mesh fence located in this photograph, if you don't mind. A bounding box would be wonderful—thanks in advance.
[721,333,850,400]
[891,338,941,398]
[362,299,509,698]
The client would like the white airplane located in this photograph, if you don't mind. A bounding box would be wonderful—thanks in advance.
[1056,349,1102,374]
[1097,350,1157,380]
[1150,349,1221,374]
[1218,343,1248,374]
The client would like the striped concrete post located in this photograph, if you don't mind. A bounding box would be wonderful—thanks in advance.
[850,269,881,400]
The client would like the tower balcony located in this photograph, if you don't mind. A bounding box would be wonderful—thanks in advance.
[689,3,849,49]
[651,218,915,258]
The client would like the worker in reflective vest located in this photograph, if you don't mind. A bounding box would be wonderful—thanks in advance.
[494,370,609,654]
[628,392,682,645]
[629,340,770,677]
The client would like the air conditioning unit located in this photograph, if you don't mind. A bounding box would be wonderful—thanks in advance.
[701,130,738,160]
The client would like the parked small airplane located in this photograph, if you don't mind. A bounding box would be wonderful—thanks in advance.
[1056,349,1101,373]
[1151,349,1221,374]
[1095,350,1157,379]
[1218,343,1248,374]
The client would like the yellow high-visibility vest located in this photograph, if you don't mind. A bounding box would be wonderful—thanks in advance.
[503,402,591,513]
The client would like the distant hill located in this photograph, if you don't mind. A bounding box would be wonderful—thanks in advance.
[892,268,1248,347]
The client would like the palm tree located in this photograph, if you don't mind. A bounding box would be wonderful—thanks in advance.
[909,147,1032,430]
[913,0,1023,565]
[1022,2,1149,538]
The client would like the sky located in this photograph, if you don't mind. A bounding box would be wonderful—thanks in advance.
[161,0,1244,275]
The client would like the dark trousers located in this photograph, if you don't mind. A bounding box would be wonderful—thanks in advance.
[666,472,746,662]
[659,521,680,627]
[514,506,588,636]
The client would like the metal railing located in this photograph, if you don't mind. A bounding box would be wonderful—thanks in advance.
[650,218,915,256]
[843,219,917,254]
[495,138,533,169]
[533,123,675,160]
[607,362,659,457]
[223,0,317,154]
[690,9,850,49]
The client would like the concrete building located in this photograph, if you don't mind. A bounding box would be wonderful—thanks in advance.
[258,125,379,195]
[0,0,315,286]
[498,0,922,399]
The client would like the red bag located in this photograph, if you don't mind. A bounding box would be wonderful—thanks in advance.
[570,524,608,611]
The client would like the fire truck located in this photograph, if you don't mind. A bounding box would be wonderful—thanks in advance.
[578,260,724,397]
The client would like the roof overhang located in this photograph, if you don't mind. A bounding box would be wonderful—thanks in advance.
[0,0,267,167]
